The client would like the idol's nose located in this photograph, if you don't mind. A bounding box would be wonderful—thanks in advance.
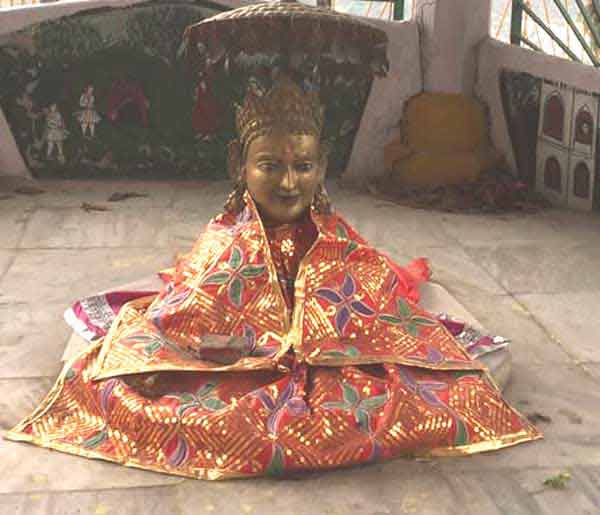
[280,167,299,193]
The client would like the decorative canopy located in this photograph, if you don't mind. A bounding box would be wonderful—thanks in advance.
[183,0,389,78]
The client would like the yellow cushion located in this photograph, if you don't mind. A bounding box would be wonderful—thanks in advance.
[384,137,412,171]
[391,149,495,188]
[405,92,488,153]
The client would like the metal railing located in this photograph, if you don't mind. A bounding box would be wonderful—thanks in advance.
[493,0,600,66]
[2,0,411,20]
[328,0,410,21]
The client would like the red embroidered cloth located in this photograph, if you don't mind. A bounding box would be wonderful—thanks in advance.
[6,194,541,479]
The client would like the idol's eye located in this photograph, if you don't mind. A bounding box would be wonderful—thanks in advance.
[258,161,279,173]
[295,162,314,173]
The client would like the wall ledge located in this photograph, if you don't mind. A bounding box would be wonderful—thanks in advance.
[480,38,600,89]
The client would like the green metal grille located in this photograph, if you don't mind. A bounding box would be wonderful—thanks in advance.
[336,0,406,20]
[510,0,600,66]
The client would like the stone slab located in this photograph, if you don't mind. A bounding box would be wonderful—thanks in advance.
[516,291,600,363]
[438,210,570,246]
[464,244,600,295]
[0,250,15,281]
[19,207,208,250]
[0,486,178,515]
[2,181,600,513]
[174,461,459,515]
[512,465,600,514]
[544,208,600,246]
[338,200,454,248]
[411,246,506,297]
[0,208,32,249]
[0,378,54,431]
[0,440,182,495]
[32,180,179,209]
[582,362,600,383]
[169,180,231,211]
[0,302,70,379]
[0,180,175,211]
[438,289,570,367]
[439,467,543,514]
[0,248,174,307]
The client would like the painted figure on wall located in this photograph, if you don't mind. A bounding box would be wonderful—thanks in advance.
[44,103,68,164]
[76,84,101,138]
[575,106,594,146]
[544,156,562,192]
[192,70,219,140]
[542,92,565,142]
[247,76,266,97]
[0,2,372,180]
[106,78,150,127]
[573,161,591,198]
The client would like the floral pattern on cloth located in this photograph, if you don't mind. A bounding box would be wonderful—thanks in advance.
[8,192,541,479]
[66,289,509,361]
[7,343,538,480]
[265,215,318,311]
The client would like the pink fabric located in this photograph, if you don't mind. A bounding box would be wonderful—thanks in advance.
[66,291,157,341]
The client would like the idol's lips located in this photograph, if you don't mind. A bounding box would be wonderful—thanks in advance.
[276,193,301,202]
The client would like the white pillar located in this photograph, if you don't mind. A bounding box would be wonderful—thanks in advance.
[415,0,492,95]
[343,20,423,183]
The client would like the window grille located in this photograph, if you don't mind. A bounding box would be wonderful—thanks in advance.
[491,0,600,67]
[302,0,413,20]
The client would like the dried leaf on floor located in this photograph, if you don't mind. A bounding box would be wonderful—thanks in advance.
[374,168,551,214]
[107,192,149,202]
[81,202,111,212]
[558,408,583,425]
[526,412,553,424]
[14,185,46,196]
[543,472,571,490]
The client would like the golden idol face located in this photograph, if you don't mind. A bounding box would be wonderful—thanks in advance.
[243,130,325,226]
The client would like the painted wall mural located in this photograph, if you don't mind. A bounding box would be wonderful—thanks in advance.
[0,1,372,180]
[500,70,599,211]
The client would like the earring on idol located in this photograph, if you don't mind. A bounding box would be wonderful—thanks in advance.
[312,140,332,215]
[312,183,332,215]
[224,139,247,214]
[224,179,247,215]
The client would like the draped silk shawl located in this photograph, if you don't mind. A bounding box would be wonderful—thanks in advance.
[92,193,485,380]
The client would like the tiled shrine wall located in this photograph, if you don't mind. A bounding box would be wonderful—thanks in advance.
[477,38,600,210]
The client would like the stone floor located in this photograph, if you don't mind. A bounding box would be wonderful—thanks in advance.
[0,179,599,515]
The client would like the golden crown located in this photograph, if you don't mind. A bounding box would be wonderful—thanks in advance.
[235,75,324,149]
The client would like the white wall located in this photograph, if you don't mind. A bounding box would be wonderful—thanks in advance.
[344,20,422,183]
[0,1,423,182]
[476,37,600,174]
